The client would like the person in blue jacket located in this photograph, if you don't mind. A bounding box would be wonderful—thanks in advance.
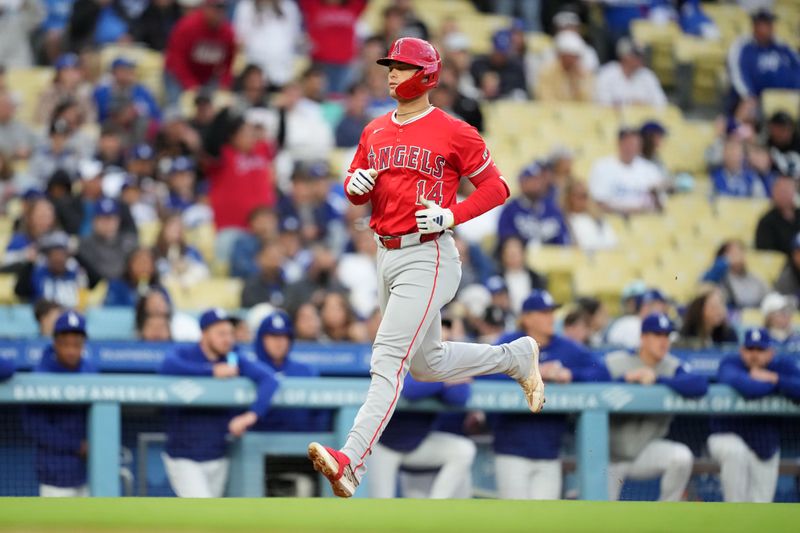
[24,311,95,497]
[491,290,609,500]
[368,374,475,499]
[708,327,800,502]
[159,308,279,498]
[497,161,570,248]
[727,8,800,115]
[93,57,161,124]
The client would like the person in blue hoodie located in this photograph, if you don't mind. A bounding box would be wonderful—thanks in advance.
[491,290,609,499]
[368,374,475,499]
[605,313,709,501]
[251,310,330,497]
[159,308,279,498]
[708,328,800,502]
[24,311,95,497]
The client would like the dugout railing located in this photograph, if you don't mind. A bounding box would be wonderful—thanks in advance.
[2,375,799,500]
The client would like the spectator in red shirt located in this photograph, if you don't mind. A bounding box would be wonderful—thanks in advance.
[205,110,277,263]
[163,0,236,106]
[299,0,366,95]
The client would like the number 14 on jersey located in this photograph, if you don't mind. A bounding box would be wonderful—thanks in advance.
[416,180,443,206]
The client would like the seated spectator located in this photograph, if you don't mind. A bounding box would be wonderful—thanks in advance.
[678,0,719,40]
[76,197,138,284]
[755,175,800,256]
[760,292,800,351]
[155,109,202,162]
[283,245,344,313]
[595,38,667,108]
[452,233,495,290]
[68,0,130,50]
[241,241,287,309]
[94,57,161,128]
[132,0,182,52]
[120,177,158,227]
[765,111,800,181]
[441,33,480,100]
[605,313,708,501]
[153,214,210,287]
[492,290,608,500]
[136,310,172,342]
[29,114,86,185]
[497,162,570,247]
[162,156,212,228]
[3,197,57,271]
[292,302,322,341]
[163,0,236,105]
[0,0,42,67]
[233,0,301,89]
[0,153,32,210]
[535,31,594,102]
[708,328,800,502]
[702,239,768,309]
[711,136,768,197]
[774,233,800,298]
[471,29,528,100]
[35,54,95,126]
[319,291,368,343]
[541,10,599,74]
[437,63,484,132]
[94,125,127,169]
[575,296,610,348]
[640,121,670,185]
[336,224,378,319]
[205,111,278,262]
[232,65,270,112]
[589,127,665,215]
[230,206,278,279]
[37,0,73,63]
[159,309,279,497]
[33,299,63,337]
[607,289,669,350]
[15,231,87,308]
[727,8,800,119]
[0,90,37,160]
[677,287,739,348]
[563,179,618,251]
[188,91,218,141]
[498,237,547,314]
[336,84,371,148]
[104,247,167,307]
[24,311,96,497]
[136,288,200,342]
[562,306,591,347]
[369,374,475,499]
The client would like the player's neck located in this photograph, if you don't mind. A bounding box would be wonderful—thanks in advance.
[394,95,432,123]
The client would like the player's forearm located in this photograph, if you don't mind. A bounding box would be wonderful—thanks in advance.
[248,375,280,418]
[450,176,509,225]
[657,374,708,398]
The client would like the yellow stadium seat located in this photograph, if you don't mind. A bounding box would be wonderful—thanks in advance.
[99,44,165,100]
[81,280,109,309]
[630,20,681,88]
[138,221,162,249]
[186,222,217,265]
[0,273,17,305]
[739,308,763,328]
[6,67,54,126]
[166,278,243,311]
[526,245,587,275]
[761,89,800,121]
[746,250,787,285]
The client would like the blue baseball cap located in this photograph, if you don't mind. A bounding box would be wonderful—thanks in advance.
[168,156,194,174]
[641,288,668,305]
[492,29,513,54]
[54,311,87,336]
[640,120,667,136]
[485,275,508,294]
[111,57,136,70]
[518,161,546,181]
[55,53,80,71]
[743,327,772,350]
[131,143,154,161]
[95,197,120,216]
[21,187,44,201]
[39,231,71,252]
[522,290,560,313]
[641,312,674,335]
[259,310,293,337]
[199,308,235,331]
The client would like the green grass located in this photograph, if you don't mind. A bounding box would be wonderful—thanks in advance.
[0,498,797,533]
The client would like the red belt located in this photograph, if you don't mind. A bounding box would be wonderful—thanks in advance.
[378,231,443,250]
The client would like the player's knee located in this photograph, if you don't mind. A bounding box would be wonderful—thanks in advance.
[448,438,477,465]
[709,435,748,462]
[668,444,694,471]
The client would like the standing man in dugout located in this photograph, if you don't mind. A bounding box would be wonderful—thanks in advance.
[604,313,709,501]
[708,327,800,502]
[24,311,96,497]
[159,308,279,498]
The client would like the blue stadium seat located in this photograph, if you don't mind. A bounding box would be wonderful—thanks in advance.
[0,305,39,339]
[86,307,136,340]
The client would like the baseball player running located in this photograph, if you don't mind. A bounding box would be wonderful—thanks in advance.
[308,37,544,498]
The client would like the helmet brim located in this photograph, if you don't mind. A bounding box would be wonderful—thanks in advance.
[376,57,421,68]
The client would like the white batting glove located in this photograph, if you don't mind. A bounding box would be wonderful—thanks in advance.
[346,168,378,196]
[415,196,454,234]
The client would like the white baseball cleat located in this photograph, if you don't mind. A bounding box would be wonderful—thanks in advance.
[517,336,545,413]
[307,442,359,498]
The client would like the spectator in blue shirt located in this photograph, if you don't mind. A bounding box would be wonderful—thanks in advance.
[93,57,160,125]
[711,136,768,198]
[368,374,475,499]
[497,161,570,247]
[159,308,279,497]
[39,0,75,63]
[15,231,87,308]
[491,290,609,499]
[726,8,800,117]
[24,311,95,497]
[3,196,57,271]
[230,206,278,279]
[335,84,370,148]
[708,328,800,502]
[104,247,169,307]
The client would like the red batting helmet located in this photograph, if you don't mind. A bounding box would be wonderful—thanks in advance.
[377,37,441,100]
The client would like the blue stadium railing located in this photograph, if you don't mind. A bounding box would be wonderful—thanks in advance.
[2,374,799,500]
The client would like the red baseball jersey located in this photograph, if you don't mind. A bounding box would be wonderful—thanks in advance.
[345,107,508,236]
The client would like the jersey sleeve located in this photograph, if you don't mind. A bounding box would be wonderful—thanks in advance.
[451,121,507,191]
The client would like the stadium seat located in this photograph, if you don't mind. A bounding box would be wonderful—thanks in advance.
[98,44,165,100]
[0,304,38,338]
[185,222,216,265]
[0,274,18,305]
[630,20,681,88]
[137,221,162,249]
[746,250,787,285]
[6,67,54,126]
[761,89,800,121]
[83,281,109,309]
[165,278,243,311]
[739,308,763,328]
[86,306,136,340]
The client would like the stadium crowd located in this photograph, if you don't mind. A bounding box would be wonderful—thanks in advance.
[0,0,800,502]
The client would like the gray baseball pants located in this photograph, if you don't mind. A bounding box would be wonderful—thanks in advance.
[342,231,533,480]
